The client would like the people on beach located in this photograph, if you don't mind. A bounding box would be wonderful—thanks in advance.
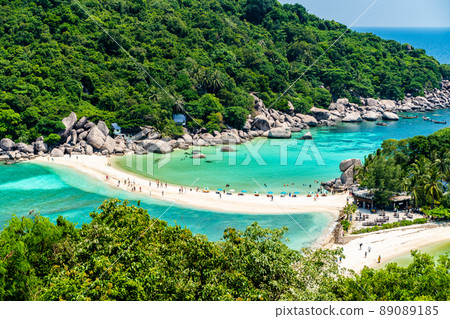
[365,251,367,258]
[378,255,381,263]
[359,243,363,250]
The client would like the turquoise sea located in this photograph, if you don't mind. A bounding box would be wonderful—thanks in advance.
[1,26,449,250]
[0,161,332,249]
[116,110,450,194]
[1,110,449,249]
[353,27,450,65]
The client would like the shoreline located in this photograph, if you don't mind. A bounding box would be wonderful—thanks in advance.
[327,223,450,272]
[32,155,348,218]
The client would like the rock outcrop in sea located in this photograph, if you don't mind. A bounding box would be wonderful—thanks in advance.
[322,159,362,191]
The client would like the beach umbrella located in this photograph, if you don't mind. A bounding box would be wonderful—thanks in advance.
[241,190,247,193]
[267,191,274,194]
[254,191,259,194]
[281,191,287,194]
[294,191,300,194]
[204,187,209,191]
[217,188,223,191]
[228,189,235,192]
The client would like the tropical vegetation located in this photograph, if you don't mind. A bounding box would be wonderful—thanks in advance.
[0,0,449,142]
[0,199,448,301]
[356,128,450,214]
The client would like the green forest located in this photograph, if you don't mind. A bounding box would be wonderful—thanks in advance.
[356,128,450,217]
[0,0,449,142]
[0,199,448,301]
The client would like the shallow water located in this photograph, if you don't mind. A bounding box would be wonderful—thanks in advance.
[115,110,450,194]
[380,241,450,268]
[1,110,448,249]
[0,162,332,249]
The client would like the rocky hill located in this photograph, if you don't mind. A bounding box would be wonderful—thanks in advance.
[0,0,449,144]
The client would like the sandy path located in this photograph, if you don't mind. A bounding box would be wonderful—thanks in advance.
[333,224,450,272]
[33,155,348,217]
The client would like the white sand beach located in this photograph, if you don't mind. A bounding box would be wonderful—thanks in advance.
[332,224,450,272]
[31,155,450,270]
[33,155,349,217]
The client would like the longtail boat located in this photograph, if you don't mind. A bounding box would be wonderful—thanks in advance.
[433,120,447,124]
[399,115,418,119]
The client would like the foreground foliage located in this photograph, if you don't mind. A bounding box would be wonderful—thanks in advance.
[0,200,448,301]
[0,0,448,141]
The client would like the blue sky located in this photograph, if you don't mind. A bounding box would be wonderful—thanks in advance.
[279,0,450,27]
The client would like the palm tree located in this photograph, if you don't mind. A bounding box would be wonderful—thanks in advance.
[423,164,444,207]
[407,157,431,207]
[203,69,224,93]
[354,153,374,184]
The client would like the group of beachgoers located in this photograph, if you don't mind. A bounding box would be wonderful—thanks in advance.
[101,160,337,201]
[359,242,381,263]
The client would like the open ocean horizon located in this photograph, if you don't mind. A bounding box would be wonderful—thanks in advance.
[353,27,450,65]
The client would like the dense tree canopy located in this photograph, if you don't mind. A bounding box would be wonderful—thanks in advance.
[0,199,448,301]
[0,0,448,141]
[357,128,450,211]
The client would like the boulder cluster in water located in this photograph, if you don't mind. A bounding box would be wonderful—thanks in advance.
[1,81,449,163]
[322,159,363,191]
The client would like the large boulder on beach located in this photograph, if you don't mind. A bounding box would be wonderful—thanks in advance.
[61,112,77,137]
[381,100,396,111]
[50,148,64,157]
[141,139,173,154]
[297,114,318,127]
[182,134,193,144]
[222,132,241,144]
[336,98,349,106]
[252,115,271,131]
[310,107,330,121]
[15,143,34,153]
[70,129,78,145]
[78,130,89,141]
[382,112,399,121]
[100,136,116,153]
[0,138,15,151]
[339,159,362,186]
[34,140,48,153]
[339,159,362,172]
[414,96,429,106]
[193,139,208,146]
[268,127,291,139]
[84,122,95,130]
[362,111,379,121]
[340,167,355,185]
[342,112,362,123]
[86,126,106,149]
[365,98,378,107]
[75,116,88,129]
[97,121,110,137]
[85,144,94,155]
